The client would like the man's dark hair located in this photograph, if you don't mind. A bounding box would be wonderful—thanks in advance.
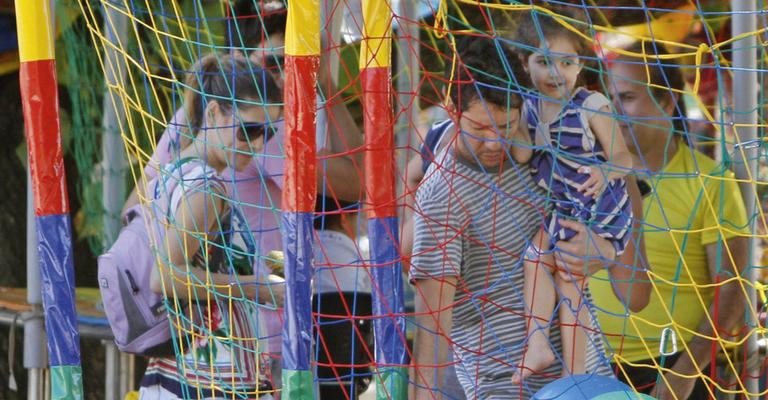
[314,195,357,231]
[447,36,527,113]
[227,0,287,49]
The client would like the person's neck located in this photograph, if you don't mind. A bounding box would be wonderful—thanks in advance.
[642,136,678,173]
[178,141,224,173]
[450,145,506,173]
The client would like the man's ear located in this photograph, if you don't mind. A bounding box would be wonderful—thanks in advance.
[661,93,678,115]
[443,96,462,125]
[443,95,455,112]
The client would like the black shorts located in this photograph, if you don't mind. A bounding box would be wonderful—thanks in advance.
[312,292,374,399]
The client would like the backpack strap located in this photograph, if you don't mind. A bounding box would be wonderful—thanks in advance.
[153,157,227,223]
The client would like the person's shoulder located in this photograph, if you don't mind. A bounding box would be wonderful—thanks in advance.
[423,120,453,147]
[416,150,459,201]
[579,88,610,110]
[314,230,359,263]
[428,119,453,134]
[170,158,223,193]
[165,107,190,142]
[677,143,734,178]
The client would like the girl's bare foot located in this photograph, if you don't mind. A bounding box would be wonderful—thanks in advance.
[511,332,556,384]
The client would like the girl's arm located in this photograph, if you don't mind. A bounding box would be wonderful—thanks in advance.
[510,121,533,164]
[579,104,633,198]
[150,189,275,303]
[590,104,633,180]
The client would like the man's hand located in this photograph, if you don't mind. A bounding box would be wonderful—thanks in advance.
[554,219,617,281]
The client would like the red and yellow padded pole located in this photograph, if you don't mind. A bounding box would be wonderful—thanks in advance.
[360,1,408,398]
[281,0,319,398]
[15,1,84,398]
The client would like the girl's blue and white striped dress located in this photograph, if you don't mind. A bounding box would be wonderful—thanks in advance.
[525,87,632,254]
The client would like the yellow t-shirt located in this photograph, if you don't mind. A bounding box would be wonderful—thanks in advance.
[590,142,748,363]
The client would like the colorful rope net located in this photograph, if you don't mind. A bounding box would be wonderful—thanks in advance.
[71,0,768,398]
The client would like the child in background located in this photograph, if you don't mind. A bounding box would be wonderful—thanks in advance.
[509,8,634,383]
[312,196,374,399]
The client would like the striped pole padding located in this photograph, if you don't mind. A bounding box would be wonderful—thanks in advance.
[15,1,84,398]
[360,1,408,398]
[281,0,319,398]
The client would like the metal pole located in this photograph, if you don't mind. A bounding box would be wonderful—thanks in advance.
[99,5,130,398]
[103,340,119,400]
[101,0,128,246]
[361,1,409,398]
[25,169,46,400]
[119,353,134,396]
[23,0,57,394]
[27,369,44,400]
[281,1,320,398]
[321,0,344,85]
[730,1,759,398]
[26,169,41,308]
[16,0,84,395]
[395,0,420,183]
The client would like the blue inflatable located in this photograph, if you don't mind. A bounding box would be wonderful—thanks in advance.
[592,392,656,399]
[532,374,651,399]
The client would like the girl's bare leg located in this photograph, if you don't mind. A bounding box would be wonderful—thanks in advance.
[556,273,588,376]
[512,229,557,384]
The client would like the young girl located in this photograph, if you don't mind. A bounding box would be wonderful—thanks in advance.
[509,9,634,383]
[139,54,282,399]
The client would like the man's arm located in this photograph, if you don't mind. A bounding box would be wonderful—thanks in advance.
[412,276,457,400]
[555,214,651,312]
[316,58,364,203]
[607,176,651,312]
[651,235,749,400]
[401,156,428,272]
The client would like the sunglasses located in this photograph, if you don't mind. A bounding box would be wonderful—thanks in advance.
[236,121,277,144]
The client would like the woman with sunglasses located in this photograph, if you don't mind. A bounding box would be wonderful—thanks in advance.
[126,4,364,394]
[139,53,282,400]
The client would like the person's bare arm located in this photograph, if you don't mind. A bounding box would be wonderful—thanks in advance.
[400,156,428,272]
[412,276,457,400]
[651,236,749,400]
[554,202,651,313]
[150,190,276,303]
[606,176,651,312]
[581,106,634,198]
[316,60,364,203]
[510,122,533,164]
[591,105,633,179]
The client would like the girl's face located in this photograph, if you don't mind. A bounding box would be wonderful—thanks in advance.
[524,35,583,101]
[208,100,280,172]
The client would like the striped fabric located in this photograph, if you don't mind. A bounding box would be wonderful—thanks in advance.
[525,88,632,254]
[410,146,612,399]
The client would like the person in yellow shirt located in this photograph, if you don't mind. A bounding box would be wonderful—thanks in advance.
[590,43,750,400]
